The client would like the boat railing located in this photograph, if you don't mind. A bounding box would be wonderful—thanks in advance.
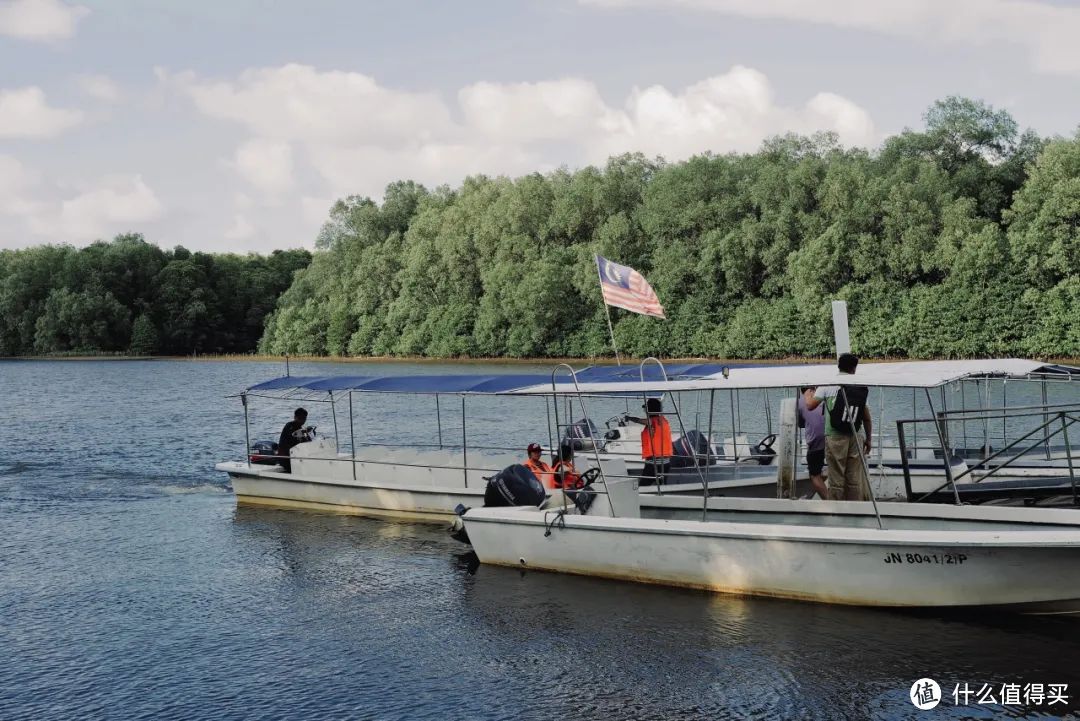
[256,448,642,490]
[898,406,1080,504]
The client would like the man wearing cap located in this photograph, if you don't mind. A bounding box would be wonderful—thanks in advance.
[523,442,556,489]
[628,397,673,485]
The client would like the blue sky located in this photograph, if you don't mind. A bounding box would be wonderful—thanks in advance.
[2,0,1079,253]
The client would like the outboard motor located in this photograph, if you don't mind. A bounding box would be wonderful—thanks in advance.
[563,418,604,452]
[671,430,713,468]
[483,464,546,508]
[249,440,280,465]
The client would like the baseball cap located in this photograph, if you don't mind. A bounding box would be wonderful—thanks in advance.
[527,443,542,453]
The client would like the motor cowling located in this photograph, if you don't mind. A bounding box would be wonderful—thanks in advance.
[249,440,279,465]
[483,464,546,508]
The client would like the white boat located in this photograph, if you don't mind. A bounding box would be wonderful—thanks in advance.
[463,487,1080,613]
[217,358,1080,523]
[458,358,1080,613]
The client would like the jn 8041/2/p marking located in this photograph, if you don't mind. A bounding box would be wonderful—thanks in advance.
[883,552,968,565]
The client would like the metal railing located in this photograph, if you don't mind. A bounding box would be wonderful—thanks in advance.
[897,405,1080,505]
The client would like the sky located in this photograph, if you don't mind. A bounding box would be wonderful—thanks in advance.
[1,0,1079,254]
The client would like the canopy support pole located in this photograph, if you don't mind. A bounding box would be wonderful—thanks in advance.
[729,390,738,461]
[330,391,339,449]
[1043,379,1051,460]
[349,391,357,481]
[242,392,251,469]
[461,395,468,488]
[926,389,962,506]
[764,388,772,436]
[704,389,715,522]
[1061,414,1077,506]
[545,396,554,454]
[435,394,443,449]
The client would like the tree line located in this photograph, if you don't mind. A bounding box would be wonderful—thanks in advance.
[258,97,1080,359]
[0,235,310,355]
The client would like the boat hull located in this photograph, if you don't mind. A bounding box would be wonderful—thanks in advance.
[218,462,483,522]
[463,502,1080,612]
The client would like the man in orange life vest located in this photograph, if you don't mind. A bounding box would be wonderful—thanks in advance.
[552,441,583,490]
[628,397,673,485]
[523,442,556,489]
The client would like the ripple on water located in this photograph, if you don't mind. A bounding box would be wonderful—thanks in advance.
[3,360,1080,720]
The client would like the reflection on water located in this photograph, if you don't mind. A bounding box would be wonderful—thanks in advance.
[2,360,1080,720]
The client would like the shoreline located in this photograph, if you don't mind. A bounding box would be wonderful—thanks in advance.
[3,353,1073,364]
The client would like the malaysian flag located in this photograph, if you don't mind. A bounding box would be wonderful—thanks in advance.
[595,255,666,319]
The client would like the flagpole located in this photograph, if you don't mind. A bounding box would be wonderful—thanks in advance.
[596,255,622,366]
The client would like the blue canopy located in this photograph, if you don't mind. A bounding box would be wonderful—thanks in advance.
[244,362,788,396]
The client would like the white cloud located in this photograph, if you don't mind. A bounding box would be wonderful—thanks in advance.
[458,78,626,142]
[76,73,121,102]
[231,138,294,195]
[168,63,875,203]
[224,213,254,240]
[0,86,83,138]
[589,68,876,161]
[581,0,1080,77]
[169,64,454,145]
[0,0,88,41]
[0,153,43,215]
[27,174,164,241]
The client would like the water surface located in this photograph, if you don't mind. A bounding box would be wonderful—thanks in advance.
[2,359,1079,720]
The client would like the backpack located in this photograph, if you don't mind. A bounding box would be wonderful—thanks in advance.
[828,385,868,435]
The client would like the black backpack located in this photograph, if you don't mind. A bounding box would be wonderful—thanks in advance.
[828,385,869,435]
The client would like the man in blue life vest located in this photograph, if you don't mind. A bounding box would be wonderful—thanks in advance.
[804,354,873,501]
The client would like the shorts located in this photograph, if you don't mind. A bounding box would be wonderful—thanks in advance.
[806,448,825,476]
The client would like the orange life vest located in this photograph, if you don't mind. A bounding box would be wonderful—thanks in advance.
[524,457,556,489]
[552,460,582,489]
[641,415,673,459]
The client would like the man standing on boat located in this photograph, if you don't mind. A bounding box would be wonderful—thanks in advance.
[804,354,873,501]
[797,387,830,500]
[277,407,312,473]
[627,397,673,485]
[523,442,556,489]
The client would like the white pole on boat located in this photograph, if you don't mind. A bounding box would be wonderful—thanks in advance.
[831,300,851,357]
[925,389,962,505]
[242,392,251,469]
[1061,413,1077,505]
[764,388,772,435]
[980,379,990,454]
[349,390,357,481]
[330,391,340,449]
[729,390,738,461]
[775,397,798,499]
[1043,378,1051,460]
[545,396,554,454]
[435,394,443,449]
[1002,380,1008,447]
[461,395,468,488]
[940,386,950,452]
[703,389,715,521]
